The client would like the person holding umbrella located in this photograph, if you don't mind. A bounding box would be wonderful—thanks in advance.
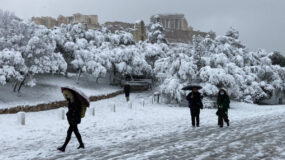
[185,85,203,127]
[216,89,230,128]
[57,87,89,152]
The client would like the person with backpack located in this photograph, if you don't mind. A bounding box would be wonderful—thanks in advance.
[58,89,85,152]
[216,89,230,128]
[186,87,203,127]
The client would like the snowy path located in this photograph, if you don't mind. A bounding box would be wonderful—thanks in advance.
[1,93,285,160]
[43,113,285,160]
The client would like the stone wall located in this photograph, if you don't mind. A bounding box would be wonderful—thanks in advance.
[164,29,212,44]
[0,90,123,114]
[131,21,147,42]
[32,13,99,29]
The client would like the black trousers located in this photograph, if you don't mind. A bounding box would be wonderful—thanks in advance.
[218,114,229,127]
[62,125,83,148]
[190,108,200,126]
[125,93,130,101]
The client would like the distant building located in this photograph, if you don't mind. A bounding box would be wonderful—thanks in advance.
[150,14,191,31]
[32,13,99,29]
[150,14,213,44]
[32,16,58,29]
[132,21,147,42]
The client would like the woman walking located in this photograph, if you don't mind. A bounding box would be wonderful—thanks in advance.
[216,89,230,128]
[58,89,85,152]
[186,87,203,127]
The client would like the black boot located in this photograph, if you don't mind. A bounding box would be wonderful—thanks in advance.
[226,120,230,127]
[57,146,66,152]
[77,144,85,149]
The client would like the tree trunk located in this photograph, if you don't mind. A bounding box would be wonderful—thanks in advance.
[13,81,19,92]
[17,75,27,94]
[76,70,82,84]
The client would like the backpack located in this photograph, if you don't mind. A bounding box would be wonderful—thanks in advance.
[80,105,87,118]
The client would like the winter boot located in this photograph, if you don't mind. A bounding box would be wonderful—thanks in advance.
[57,146,66,152]
[226,120,230,127]
[77,144,85,149]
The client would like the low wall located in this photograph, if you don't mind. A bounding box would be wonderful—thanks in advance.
[0,90,124,114]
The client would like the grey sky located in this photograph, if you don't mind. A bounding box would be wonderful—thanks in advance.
[1,0,285,55]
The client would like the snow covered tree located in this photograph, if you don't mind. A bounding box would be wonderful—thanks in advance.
[147,17,167,44]
[156,27,285,104]
[110,45,152,80]
[0,10,35,52]
[14,26,67,92]
[70,38,110,83]
[0,49,27,85]
[139,42,168,68]
[154,51,197,103]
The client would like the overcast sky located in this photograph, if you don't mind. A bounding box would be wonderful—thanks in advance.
[1,0,285,54]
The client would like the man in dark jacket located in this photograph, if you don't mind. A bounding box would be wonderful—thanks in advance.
[216,89,230,127]
[186,88,203,127]
[124,82,131,102]
[58,90,84,152]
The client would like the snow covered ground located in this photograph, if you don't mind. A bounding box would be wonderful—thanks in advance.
[0,74,120,109]
[0,92,285,160]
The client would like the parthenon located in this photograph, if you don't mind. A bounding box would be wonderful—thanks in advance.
[150,14,192,31]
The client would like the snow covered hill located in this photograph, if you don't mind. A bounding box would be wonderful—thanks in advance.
[0,92,284,160]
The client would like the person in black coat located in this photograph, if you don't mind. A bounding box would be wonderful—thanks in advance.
[216,89,230,127]
[124,82,131,102]
[58,90,84,152]
[186,88,203,127]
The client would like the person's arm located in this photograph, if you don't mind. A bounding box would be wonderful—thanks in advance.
[226,95,230,108]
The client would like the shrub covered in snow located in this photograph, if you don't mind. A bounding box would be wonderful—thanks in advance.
[0,49,26,85]
[155,28,285,104]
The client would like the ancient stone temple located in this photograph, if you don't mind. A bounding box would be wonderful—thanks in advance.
[150,14,192,31]
[150,14,212,44]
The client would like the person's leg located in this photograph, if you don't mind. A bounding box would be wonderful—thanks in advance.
[73,125,85,149]
[218,115,223,127]
[58,125,73,152]
[196,110,200,127]
[224,113,230,126]
[190,109,195,127]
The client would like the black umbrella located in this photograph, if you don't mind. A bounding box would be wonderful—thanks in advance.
[182,85,202,91]
[61,87,90,107]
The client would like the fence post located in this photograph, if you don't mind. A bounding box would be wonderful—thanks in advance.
[17,112,25,125]
[142,99,145,107]
[128,101,132,110]
[60,108,65,120]
[91,106,96,116]
[111,103,116,112]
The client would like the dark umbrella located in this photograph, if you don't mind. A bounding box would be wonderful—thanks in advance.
[182,85,202,91]
[61,87,90,107]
